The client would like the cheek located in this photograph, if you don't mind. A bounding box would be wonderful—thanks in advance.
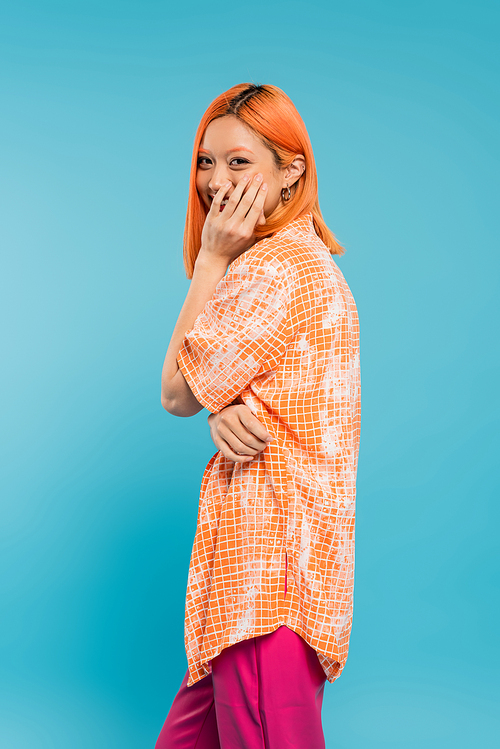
[263,183,282,213]
[196,173,210,203]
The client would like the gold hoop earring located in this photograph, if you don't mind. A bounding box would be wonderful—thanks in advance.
[281,184,291,201]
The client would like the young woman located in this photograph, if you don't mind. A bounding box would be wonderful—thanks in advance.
[157,83,361,748]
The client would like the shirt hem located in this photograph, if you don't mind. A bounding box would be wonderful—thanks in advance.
[185,619,343,687]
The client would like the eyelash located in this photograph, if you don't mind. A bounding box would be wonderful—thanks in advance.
[197,158,250,167]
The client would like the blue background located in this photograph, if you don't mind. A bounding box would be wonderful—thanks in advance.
[1,1,499,746]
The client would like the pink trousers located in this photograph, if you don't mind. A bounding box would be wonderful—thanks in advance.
[155,625,327,749]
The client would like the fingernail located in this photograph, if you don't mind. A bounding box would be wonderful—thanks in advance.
[261,182,267,190]
[242,174,249,182]
[255,173,263,181]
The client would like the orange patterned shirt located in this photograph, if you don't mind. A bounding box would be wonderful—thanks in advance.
[177,212,361,687]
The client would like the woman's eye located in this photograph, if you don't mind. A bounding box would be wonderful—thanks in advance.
[196,157,249,167]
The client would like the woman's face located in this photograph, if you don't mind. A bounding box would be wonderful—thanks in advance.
[196,115,287,219]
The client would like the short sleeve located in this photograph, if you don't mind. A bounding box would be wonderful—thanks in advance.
[177,259,294,414]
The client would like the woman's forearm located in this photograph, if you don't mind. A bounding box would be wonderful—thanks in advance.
[161,254,228,413]
[161,176,267,416]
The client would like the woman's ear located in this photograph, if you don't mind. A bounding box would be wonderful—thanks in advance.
[283,154,306,188]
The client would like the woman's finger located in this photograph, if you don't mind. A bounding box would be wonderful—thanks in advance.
[209,182,231,215]
[241,181,268,232]
[231,173,264,220]
[236,408,274,445]
[217,435,256,463]
[221,174,250,218]
[208,411,258,457]
[208,406,272,463]
[216,421,262,456]
[217,410,271,452]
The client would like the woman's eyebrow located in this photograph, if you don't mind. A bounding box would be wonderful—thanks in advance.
[197,146,254,155]
[226,146,254,154]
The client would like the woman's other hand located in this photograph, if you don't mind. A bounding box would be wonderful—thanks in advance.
[198,174,267,267]
[207,403,273,463]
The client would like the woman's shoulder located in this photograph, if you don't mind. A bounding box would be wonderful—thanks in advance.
[231,212,332,277]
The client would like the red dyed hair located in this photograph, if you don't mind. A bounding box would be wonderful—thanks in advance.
[183,83,345,278]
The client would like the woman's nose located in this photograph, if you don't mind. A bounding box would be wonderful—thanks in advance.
[208,168,232,194]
